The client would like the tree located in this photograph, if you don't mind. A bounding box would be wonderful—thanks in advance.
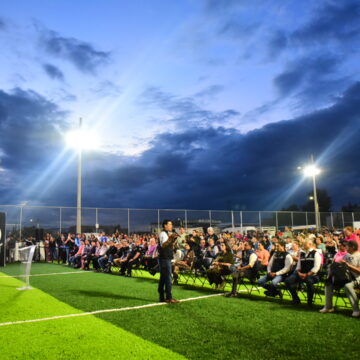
[301,188,332,212]
[282,204,300,211]
[341,202,360,212]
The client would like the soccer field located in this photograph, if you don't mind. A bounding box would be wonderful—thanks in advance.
[0,263,359,360]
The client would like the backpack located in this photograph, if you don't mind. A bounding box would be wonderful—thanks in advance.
[329,262,353,289]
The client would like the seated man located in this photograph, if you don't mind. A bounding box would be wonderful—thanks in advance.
[258,241,293,297]
[320,240,360,317]
[226,241,258,297]
[119,239,142,277]
[69,240,85,268]
[284,239,321,305]
[98,240,117,272]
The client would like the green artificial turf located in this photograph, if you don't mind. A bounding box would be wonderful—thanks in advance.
[1,263,360,360]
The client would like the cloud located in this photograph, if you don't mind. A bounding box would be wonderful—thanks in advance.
[0,17,6,30]
[90,80,122,97]
[293,0,360,46]
[272,54,347,107]
[267,1,360,56]
[1,83,360,210]
[194,85,224,99]
[139,86,240,129]
[36,25,111,74]
[0,87,69,202]
[42,63,65,81]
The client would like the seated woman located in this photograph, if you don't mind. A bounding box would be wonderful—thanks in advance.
[173,243,195,284]
[142,238,158,270]
[256,242,270,271]
[207,242,234,288]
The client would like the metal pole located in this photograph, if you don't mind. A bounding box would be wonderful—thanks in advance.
[157,209,160,233]
[352,212,355,227]
[19,206,23,241]
[59,207,62,234]
[291,211,294,228]
[231,211,234,229]
[240,211,243,234]
[330,212,334,229]
[311,155,320,230]
[341,212,345,228]
[95,208,99,232]
[209,210,212,227]
[275,211,278,230]
[76,117,82,234]
[184,210,188,231]
[305,212,308,226]
[259,211,262,231]
[127,208,130,235]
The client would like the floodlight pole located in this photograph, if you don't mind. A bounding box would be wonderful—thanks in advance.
[76,118,82,234]
[311,155,320,230]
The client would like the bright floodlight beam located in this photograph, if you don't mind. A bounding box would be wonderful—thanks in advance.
[65,118,100,234]
[303,165,321,177]
[300,157,321,230]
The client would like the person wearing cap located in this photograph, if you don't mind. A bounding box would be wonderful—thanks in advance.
[284,238,321,305]
[258,240,293,297]
[320,240,360,317]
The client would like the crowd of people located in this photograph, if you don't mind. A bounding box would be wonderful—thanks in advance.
[25,225,360,317]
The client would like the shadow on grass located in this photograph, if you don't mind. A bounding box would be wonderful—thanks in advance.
[73,289,154,302]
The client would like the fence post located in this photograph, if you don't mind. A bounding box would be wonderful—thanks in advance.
[352,212,355,226]
[341,212,345,228]
[330,212,334,229]
[291,212,294,227]
[240,211,243,233]
[127,208,130,235]
[305,212,308,226]
[95,208,99,232]
[59,207,62,234]
[157,209,160,233]
[209,210,212,227]
[259,211,262,231]
[185,210,188,231]
[275,211,278,230]
[19,205,23,241]
[231,211,234,229]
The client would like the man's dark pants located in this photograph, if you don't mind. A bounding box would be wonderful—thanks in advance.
[285,272,319,304]
[158,258,173,301]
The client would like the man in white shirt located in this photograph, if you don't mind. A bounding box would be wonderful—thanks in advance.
[258,241,293,297]
[284,239,321,305]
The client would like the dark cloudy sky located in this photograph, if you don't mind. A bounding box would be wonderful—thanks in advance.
[0,0,359,211]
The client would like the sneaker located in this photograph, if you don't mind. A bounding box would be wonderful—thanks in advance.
[351,311,360,318]
[319,308,334,313]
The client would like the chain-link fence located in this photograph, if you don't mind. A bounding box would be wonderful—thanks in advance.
[1,205,359,239]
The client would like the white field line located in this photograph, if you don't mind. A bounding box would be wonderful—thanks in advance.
[0,271,94,278]
[0,290,250,327]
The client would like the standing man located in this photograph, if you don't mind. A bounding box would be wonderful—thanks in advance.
[158,220,180,303]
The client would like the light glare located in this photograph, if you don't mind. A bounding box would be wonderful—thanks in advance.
[303,165,321,177]
[65,130,100,150]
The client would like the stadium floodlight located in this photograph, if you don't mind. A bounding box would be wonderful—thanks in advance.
[65,118,100,234]
[17,244,37,290]
[65,129,100,150]
[303,165,321,177]
[298,156,321,230]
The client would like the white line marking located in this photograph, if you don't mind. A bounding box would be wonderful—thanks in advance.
[0,292,238,327]
[0,271,93,278]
